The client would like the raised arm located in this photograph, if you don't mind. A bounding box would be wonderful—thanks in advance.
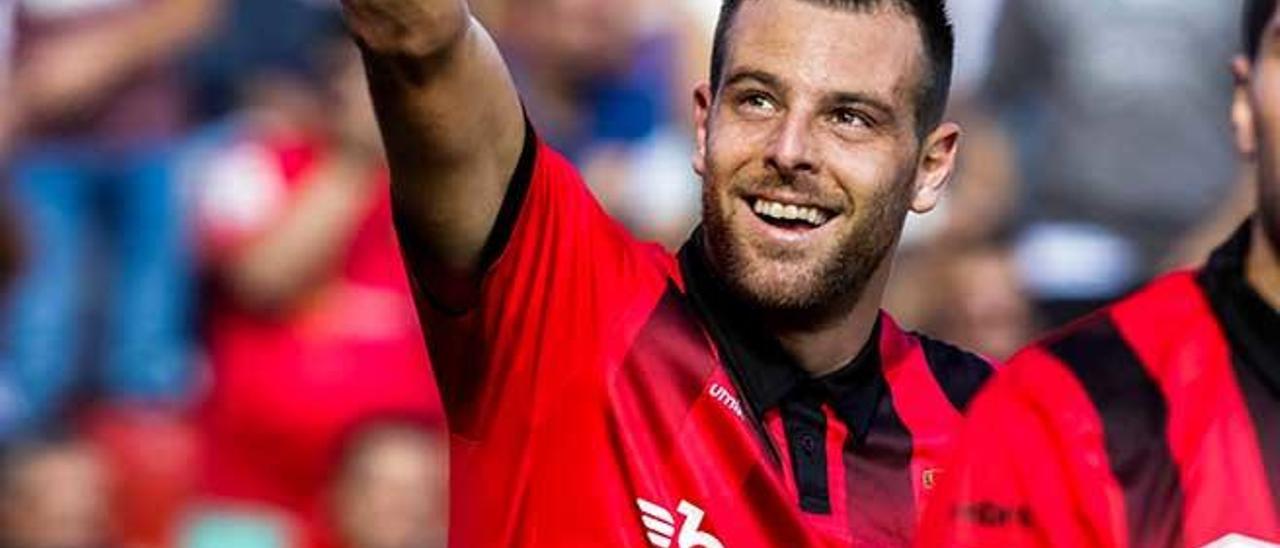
[341,0,525,310]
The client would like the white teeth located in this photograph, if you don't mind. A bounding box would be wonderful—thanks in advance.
[752,199,830,226]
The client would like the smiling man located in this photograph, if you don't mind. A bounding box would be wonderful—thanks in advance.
[341,0,990,545]
[919,0,1280,546]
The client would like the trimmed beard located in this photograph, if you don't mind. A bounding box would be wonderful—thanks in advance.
[701,173,915,328]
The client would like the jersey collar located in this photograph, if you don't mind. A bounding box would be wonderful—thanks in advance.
[1198,220,1280,397]
[678,229,886,444]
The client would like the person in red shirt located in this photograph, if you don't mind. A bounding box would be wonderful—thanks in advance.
[342,0,989,545]
[191,46,441,548]
[919,1,1280,546]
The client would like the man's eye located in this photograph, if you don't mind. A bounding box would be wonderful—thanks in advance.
[830,108,870,128]
[740,93,776,112]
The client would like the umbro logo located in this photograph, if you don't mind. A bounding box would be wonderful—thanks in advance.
[635,498,725,548]
[708,382,745,419]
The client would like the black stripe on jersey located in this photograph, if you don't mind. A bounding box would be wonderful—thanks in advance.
[919,336,994,413]
[1046,315,1185,548]
[845,372,915,545]
[479,115,539,270]
[782,397,831,514]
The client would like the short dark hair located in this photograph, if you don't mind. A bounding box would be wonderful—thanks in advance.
[709,0,955,136]
[1245,0,1278,60]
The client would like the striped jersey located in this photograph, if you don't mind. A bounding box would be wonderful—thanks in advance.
[920,223,1280,548]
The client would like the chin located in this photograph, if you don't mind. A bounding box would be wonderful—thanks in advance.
[738,259,823,306]
[703,188,894,322]
[728,255,867,324]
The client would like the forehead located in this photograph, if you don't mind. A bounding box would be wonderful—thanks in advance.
[722,1,925,104]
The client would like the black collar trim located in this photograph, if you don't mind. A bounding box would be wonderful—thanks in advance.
[1198,221,1280,397]
[678,229,885,444]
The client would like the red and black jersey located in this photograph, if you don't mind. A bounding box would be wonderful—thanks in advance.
[919,223,1280,548]
[409,127,994,547]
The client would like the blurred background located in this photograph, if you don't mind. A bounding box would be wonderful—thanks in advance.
[0,0,1253,546]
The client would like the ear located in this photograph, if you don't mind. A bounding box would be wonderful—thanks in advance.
[692,82,714,179]
[1233,55,1258,161]
[911,121,962,214]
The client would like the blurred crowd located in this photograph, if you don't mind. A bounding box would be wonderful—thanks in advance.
[0,0,1254,547]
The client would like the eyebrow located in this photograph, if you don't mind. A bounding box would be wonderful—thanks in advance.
[828,91,895,120]
[723,69,784,91]
[724,67,898,120]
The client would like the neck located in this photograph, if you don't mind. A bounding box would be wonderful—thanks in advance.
[1247,219,1280,311]
[772,259,892,378]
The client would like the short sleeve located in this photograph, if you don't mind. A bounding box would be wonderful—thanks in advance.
[414,127,674,440]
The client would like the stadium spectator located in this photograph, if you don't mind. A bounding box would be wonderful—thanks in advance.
[0,0,218,433]
[186,0,343,122]
[330,420,447,548]
[904,241,1035,361]
[0,433,109,548]
[187,41,439,548]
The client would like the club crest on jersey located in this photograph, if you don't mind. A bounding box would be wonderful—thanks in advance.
[635,498,725,548]
[922,467,942,490]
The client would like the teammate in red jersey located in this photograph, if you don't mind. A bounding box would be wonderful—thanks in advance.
[919,1,1280,546]
[342,0,991,545]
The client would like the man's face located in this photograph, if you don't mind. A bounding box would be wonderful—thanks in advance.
[694,0,957,319]
[0,445,108,548]
[334,427,448,548]
[1240,5,1280,250]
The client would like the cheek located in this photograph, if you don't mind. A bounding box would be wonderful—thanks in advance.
[1257,77,1280,212]
[831,148,915,213]
[1255,67,1280,147]
[704,127,757,184]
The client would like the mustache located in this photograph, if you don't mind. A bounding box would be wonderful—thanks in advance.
[736,173,845,211]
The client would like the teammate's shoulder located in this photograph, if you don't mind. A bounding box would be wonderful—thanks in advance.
[1108,270,1213,332]
[1000,270,1215,404]
[1012,270,1210,366]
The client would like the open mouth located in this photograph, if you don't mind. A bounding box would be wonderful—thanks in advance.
[750,197,834,231]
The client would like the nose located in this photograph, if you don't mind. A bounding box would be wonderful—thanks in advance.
[766,112,818,176]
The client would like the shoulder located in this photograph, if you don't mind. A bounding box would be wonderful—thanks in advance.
[1012,271,1215,386]
[915,334,996,413]
[881,314,995,413]
[996,271,1217,429]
